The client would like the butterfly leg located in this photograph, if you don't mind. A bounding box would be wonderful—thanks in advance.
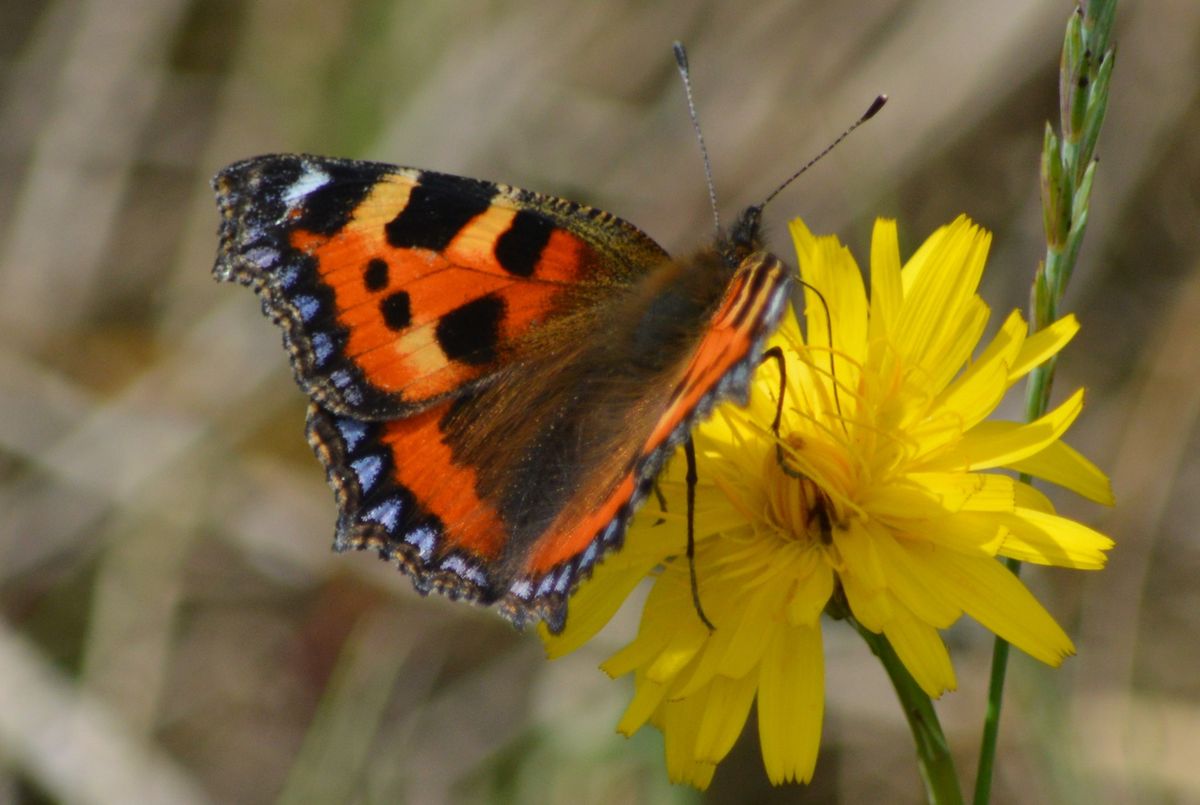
[759,346,803,478]
[760,347,836,546]
[650,481,669,526]
[684,437,716,631]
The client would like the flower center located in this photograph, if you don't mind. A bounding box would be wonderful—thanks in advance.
[763,446,834,548]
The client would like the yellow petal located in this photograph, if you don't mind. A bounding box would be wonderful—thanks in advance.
[998,507,1114,569]
[861,479,950,521]
[931,311,1024,429]
[925,297,990,395]
[617,675,668,736]
[676,581,775,697]
[894,218,990,372]
[603,634,664,680]
[832,517,887,591]
[660,697,717,788]
[645,631,707,683]
[1009,314,1079,381]
[785,552,835,626]
[921,388,1085,472]
[541,551,662,657]
[758,624,824,784]
[974,310,1028,372]
[882,611,957,696]
[869,473,1014,521]
[1013,480,1056,513]
[1006,439,1115,505]
[897,511,1007,556]
[788,217,819,272]
[918,549,1075,665]
[899,218,951,294]
[603,573,704,678]
[712,575,779,680]
[825,238,869,373]
[872,530,963,628]
[791,222,868,397]
[838,570,892,632]
[693,673,759,762]
[869,218,903,340]
[904,472,1016,513]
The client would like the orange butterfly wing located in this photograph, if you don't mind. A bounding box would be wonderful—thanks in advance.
[526,254,790,573]
[215,155,667,418]
[214,154,791,632]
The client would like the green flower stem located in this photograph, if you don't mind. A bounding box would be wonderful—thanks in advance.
[974,2,1117,804]
[972,592,1016,805]
[853,619,964,805]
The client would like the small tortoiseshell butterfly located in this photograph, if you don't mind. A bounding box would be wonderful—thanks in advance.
[211,54,881,632]
[213,155,788,632]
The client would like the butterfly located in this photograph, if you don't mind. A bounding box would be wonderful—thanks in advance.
[212,150,793,633]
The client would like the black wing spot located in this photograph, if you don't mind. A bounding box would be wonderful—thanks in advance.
[494,210,553,277]
[385,174,493,252]
[380,291,412,331]
[436,294,505,366]
[364,258,389,291]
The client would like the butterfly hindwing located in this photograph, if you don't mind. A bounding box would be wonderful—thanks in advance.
[214,154,792,632]
[306,401,508,604]
[303,255,790,632]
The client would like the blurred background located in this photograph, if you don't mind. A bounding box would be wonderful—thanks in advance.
[1,1,1196,802]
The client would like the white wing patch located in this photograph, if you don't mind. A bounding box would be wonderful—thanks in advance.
[282,164,332,206]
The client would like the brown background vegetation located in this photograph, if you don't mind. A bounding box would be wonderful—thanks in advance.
[1,1,1197,802]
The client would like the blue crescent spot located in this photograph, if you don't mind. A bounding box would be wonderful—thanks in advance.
[350,454,383,492]
[363,497,403,531]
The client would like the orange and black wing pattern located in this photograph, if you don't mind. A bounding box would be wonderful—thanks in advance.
[214,154,668,419]
[213,154,791,632]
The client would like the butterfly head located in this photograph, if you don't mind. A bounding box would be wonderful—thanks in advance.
[723,204,767,265]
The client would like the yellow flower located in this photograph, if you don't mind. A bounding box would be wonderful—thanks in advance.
[542,215,1114,788]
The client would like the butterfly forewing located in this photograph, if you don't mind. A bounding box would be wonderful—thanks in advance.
[214,154,668,419]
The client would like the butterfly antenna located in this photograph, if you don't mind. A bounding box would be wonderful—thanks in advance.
[673,42,721,239]
[760,94,888,210]
[752,94,884,434]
